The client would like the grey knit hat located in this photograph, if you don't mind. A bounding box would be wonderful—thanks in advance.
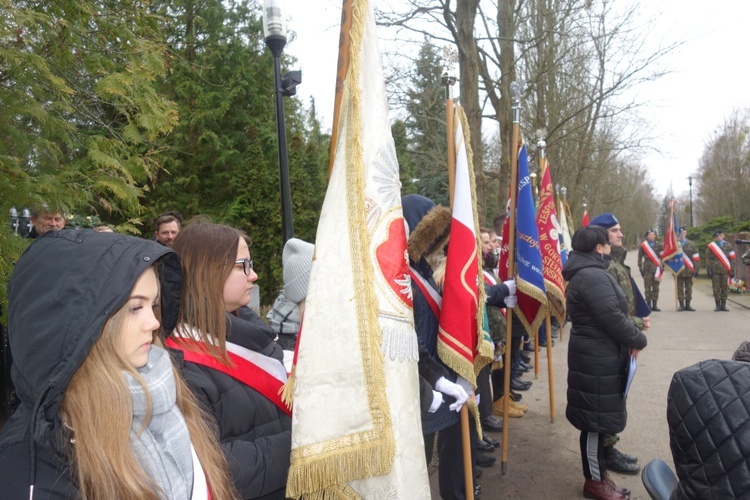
[283,238,314,303]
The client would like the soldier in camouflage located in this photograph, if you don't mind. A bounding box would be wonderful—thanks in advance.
[589,212,648,475]
[638,229,664,311]
[677,227,700,311]
[706,229,735,311]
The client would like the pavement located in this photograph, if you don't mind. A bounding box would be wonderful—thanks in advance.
[429,252,750,499]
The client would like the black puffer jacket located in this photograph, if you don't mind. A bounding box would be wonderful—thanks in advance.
[667,359,750,500]
[0,229,181,498]
[177,308,291,499]
[562,250,647,434]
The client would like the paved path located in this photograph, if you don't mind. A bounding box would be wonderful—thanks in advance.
[430,252,750,499]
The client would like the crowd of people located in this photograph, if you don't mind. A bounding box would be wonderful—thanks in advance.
[0,202,747,499]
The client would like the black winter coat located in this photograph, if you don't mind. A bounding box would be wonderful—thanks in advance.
[562,251,647,434]
[667,359,750,500]
[0,230,181,499]
[177,309,291,500]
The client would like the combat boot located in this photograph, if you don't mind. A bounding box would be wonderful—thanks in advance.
[651,300,661,312]
[715,300,722,311]
[678,300,685,311]
[721,299,729,311]
[685,300,695,311]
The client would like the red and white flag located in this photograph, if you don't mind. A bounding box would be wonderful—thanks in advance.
[437,105,492,386]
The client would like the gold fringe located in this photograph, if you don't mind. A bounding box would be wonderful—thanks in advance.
[514,275,550,337]
[280,364,296,409]
[437,339,477,389]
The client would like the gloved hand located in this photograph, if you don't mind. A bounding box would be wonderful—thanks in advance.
[428,391,444,413]
[503,279,517,295]
[435,376,469,412]
[504,294,518,308]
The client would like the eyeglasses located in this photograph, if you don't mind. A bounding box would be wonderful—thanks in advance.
[234,259,254,275]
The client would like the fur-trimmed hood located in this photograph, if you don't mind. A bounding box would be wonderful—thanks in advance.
[402,194,452,265]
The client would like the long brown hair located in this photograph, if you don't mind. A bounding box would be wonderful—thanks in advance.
[60,270,236,499]
[171,221,248,364]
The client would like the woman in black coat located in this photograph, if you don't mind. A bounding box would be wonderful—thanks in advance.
[562,226,648,500]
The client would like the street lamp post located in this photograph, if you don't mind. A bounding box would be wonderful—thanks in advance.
[688,176,694,227]
[263,0,300,244]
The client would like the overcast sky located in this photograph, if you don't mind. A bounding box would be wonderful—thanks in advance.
[281,0,750,198]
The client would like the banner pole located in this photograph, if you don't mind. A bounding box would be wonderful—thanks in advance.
[327,0,354,176]
[501,82,522,474]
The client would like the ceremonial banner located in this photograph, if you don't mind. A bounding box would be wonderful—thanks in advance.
[661,200,685,276]
[438,106,492,384]
[536,160,566,325]
[558,198,572,265]
[287,1,429,497]
[499,143,548,334]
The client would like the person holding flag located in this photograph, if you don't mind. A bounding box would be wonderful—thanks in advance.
[677,228,700,311]
[707,229,736,311]
[638,229,664,312]
[404,194,517,499]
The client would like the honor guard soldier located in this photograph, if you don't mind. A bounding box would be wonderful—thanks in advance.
[706,229,735,311]
[638,229,663,311]
[677,227,700,311]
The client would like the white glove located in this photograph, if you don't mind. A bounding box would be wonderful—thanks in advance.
[435,376,469,412]
[503,279,517,295]
[429,391,444,413]
[505,294,518,308]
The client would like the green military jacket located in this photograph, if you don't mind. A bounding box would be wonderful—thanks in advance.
[638,240,664,274]
[706,239,734,276]
[608,246,646,330]
[680,238,699,277]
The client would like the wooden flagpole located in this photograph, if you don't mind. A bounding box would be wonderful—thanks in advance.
[443,54,472,500]
[537,139,556,422]
[327,0,355,176]
[501,82,523,474]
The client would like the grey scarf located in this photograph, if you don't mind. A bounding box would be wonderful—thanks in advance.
[126,346,193,499]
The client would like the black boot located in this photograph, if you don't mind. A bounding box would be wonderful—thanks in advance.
[721,299,729,311]
[678,300,685,311]
[651,300,661,312]
[715,300,722,311]
[685,300,695,311]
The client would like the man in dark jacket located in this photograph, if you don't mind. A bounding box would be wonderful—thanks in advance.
[667,359,750,499]
[563,225,648,500]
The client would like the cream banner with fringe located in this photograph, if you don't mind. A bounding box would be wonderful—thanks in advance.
[286,1,429,498]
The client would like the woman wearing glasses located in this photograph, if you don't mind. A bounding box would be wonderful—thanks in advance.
[170,221,291,499]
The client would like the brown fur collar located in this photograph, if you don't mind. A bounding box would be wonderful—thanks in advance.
[407,205,452,263]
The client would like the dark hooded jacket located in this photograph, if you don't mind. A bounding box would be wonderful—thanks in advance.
[667,359,750,500]
[0,229,181,499]
[562,250,647,434]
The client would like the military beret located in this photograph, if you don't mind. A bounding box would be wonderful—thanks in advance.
[645,229,655,237]
[714,229,724,237]
[679,227,686,232]
[589,212,619,229]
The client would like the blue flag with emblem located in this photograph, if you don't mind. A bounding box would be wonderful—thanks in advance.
[662,200,685,276]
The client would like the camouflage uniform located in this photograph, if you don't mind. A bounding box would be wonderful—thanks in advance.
[677,238,699,303]
[608,246,646,331]
[638,240,663,302]
[706,239,734,309]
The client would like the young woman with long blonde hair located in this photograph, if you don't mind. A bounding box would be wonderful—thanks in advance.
[0,230,235,499]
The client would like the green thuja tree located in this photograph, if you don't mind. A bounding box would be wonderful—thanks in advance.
[0,0,178,311]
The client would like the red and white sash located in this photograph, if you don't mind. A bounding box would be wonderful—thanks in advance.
[483,269,497,285]
[408,264,442,318]
[708,241,733,273]
[682,254,695,272]
[166,337,291,416]
[641,241,661,267]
